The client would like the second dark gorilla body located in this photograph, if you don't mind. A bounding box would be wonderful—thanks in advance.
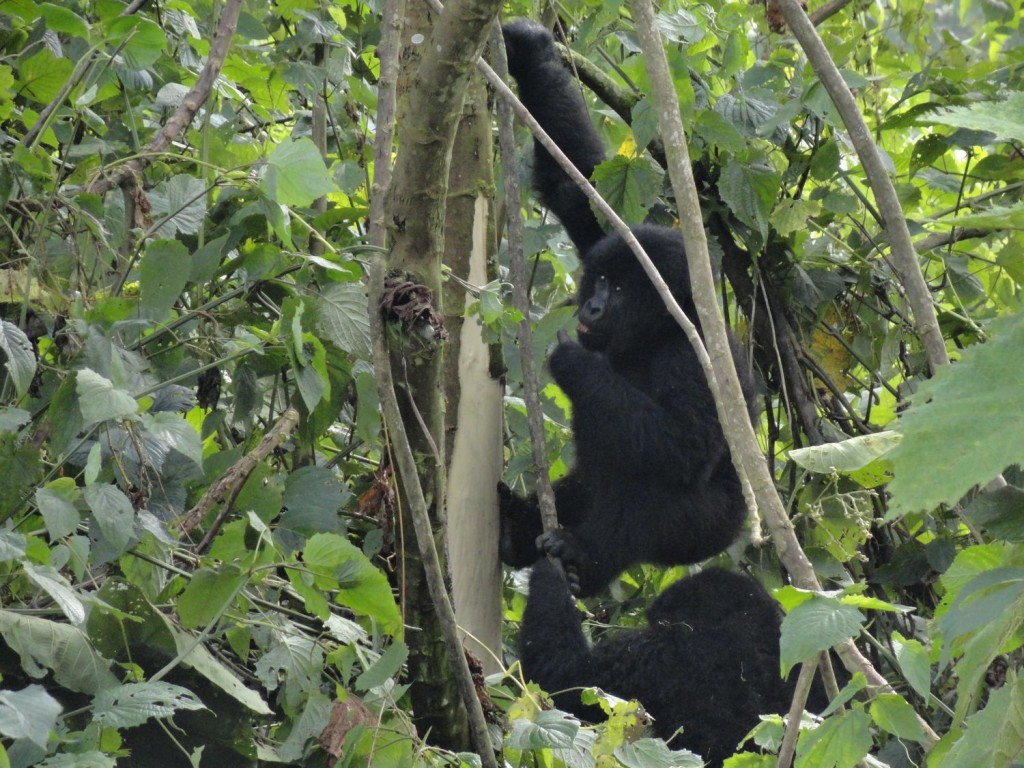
[520,561,802,766]
[500,20,755,596]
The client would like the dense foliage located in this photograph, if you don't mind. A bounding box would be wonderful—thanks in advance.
[0,0,1021,766]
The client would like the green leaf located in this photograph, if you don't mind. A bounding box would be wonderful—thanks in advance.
[0,406,30,433]
[964,486,1024,542]
[0,685,62,748]
[592,154,663,225]
[316,281,372,360]
[869,694,927,742]
[789,431,900,474]
[888,310,1024,518]
[0,343,26,403]
[23,562,86,626]
[105,16,166,67]
[139,239,191,319]
[928,92,1024,142]
[630,98,660,153]
[507,709,583,751]
[795,710,872,768]
[177,565,245,629]
[780,597,864,673]
[303,533,402,635]
[147,175,208,237]
[938,566,1024,644]
[76,369,138,425]
[35,483,80,540]
[893,633,932,701]
[261,137,336,207]
[140,412,203,468]
[719,158,779,240]
[615,738,703,768]
[17,49,74,103]
[771,198,822,237]
[277,691,332,762]
[0,530,25,561]
[0,321,35,398]
[934,673,1024,768]
[281,466,346,534]
[39,3,90,38]
[355,642,408,692]
[92,681,205,728]
[84,484,135,555]
[0,609,118,694]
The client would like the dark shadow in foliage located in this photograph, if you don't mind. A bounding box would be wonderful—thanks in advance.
[499,20,756,596]
[519,560,823,766]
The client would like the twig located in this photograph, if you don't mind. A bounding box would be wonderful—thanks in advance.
[177,407,299,538]
[490,24,558,533]
[87,0,244,195]
[778,659,818,768]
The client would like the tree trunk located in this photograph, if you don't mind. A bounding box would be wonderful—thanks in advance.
[385,0,502,749]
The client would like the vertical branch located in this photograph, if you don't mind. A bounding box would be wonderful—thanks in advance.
[368,0,405,250]
[489,25,558,534]
[772,0,949,374]
[625,0,940,748]
[368,263,498,768]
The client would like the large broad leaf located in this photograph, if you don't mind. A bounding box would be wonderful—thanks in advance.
[0,320,36,398]
[35,482,81,540]
[0,609,118,694]
[23,562,86,625]
[615,738,703,768]
[76,369,138,425]
[177,565,246,629]
[302,532,402,636]
[147,176,208,237]
[718,158,779,240]
[261,137,336,207]
[934,673,1024,768]
[316,281,372,360]
[280,465,346,534]
[17,48,74,103]
[139,239,192,319]
[139,411,203,468]
[887,310,1024,518]
[592,154,663,225]
[928,92,1024,142]
[0,685,63,748]
[354,642,408,692]
[92,681,205,728]
[83,483,136,555]
[795,710,872,768]
[780,597,865,673]
[276,690,332,762]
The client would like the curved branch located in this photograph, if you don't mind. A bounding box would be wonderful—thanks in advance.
[87,0,243,195]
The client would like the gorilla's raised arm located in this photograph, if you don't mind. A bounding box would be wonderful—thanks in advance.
[503,21,606,255]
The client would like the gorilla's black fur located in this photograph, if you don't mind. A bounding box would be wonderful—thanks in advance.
[519,561,802,766]
[499,21,756,596]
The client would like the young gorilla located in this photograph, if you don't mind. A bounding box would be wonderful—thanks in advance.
[520,560,800,766]
[499,20,756,596]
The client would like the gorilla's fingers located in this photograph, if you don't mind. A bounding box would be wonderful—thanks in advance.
[557,329,571,345]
